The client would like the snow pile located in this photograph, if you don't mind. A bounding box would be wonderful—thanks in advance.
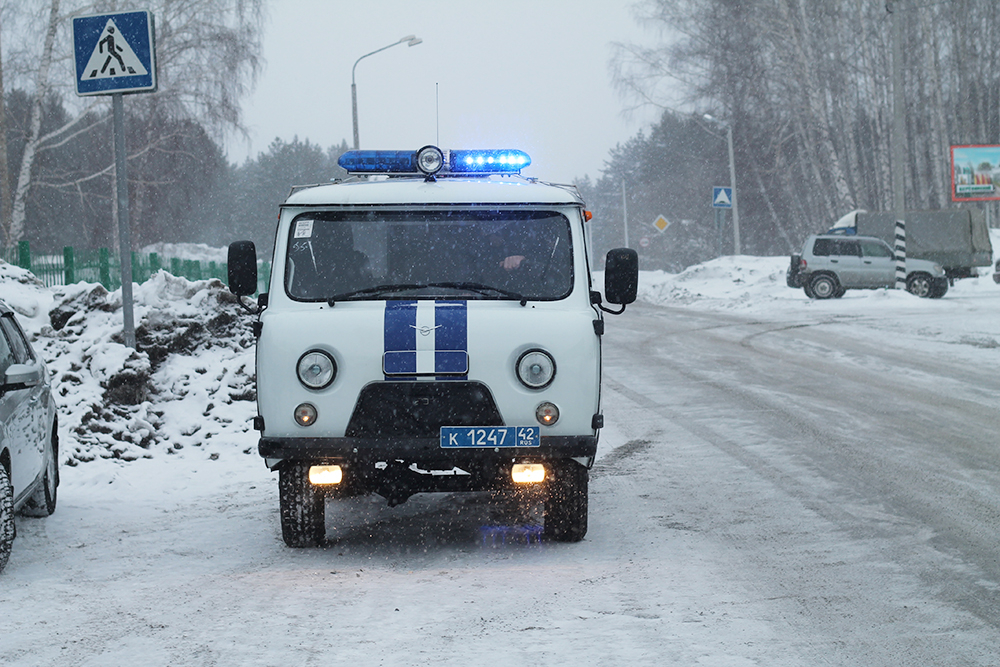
[2,266,257,465]
[637,229,1000,314]
[631,230,1000,353]
[637,255,788,308]
[0,261,53,320]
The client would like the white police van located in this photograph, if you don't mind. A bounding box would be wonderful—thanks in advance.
[228,145,637,547]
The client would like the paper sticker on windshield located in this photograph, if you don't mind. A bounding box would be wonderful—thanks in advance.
[293,220,314,239]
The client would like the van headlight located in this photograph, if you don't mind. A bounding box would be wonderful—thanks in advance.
[516,349,555,389]
[297,350,336,389]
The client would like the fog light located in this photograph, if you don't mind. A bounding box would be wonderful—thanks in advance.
[294,403,317,426]
[512,463,546,484]
[309,465,343,485]
[535,402,559,426]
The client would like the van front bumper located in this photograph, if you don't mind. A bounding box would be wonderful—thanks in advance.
[258,435,598,465]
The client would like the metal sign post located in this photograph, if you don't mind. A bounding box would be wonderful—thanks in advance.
[73,11,156,348]
[111,93,136,346]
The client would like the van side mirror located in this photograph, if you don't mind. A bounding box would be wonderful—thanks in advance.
[228,240,258,297]
[604,248,638,306]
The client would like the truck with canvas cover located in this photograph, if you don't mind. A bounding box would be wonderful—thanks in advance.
[828,209,992,280]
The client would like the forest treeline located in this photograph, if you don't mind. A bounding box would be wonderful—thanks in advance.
[0,0,270,254]
[5,0,1000,272]
[583,0,1000,270]
[0,86,348,254]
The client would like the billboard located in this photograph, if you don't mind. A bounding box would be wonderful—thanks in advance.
[951,144,1000,201]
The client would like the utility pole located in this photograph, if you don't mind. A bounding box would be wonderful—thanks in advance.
[703,114,740,254]
[890,1,907,233]
[725,122,740,254]
[890,1,908,289]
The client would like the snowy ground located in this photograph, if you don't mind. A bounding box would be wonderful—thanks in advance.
[633,245,1000,359]
[1,234,998,665]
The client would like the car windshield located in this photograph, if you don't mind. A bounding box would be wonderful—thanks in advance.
[284,209,574,302]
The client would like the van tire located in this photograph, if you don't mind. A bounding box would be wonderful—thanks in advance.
[278,462,325,547]
[544,461,588,542]
[1,466,15,573]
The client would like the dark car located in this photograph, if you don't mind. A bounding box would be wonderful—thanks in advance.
[1,300,59,573]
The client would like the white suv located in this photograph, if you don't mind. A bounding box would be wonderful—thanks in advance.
[228,146,638,546]
[792,234,948,299]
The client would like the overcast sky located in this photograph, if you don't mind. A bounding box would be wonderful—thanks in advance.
[226,0,665,184]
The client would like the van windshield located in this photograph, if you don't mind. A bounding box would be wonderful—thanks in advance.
[284,209,574,302]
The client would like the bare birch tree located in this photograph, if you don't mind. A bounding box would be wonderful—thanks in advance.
[610,0,1000,253]
[0,18,10,243]
[0,0,264,245]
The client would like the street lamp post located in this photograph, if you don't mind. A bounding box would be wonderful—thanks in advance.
[704,114,741,255]
[351,35,423,150]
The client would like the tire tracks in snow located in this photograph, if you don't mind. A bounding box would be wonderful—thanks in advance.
[600,305,1000,658]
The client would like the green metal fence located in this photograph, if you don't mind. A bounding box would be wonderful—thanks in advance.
[1,241,270,295]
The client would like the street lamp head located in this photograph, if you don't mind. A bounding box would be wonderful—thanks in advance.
[352,35,425,150]
[703,113,728,128]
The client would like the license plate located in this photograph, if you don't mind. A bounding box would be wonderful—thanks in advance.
[440,426,540,448]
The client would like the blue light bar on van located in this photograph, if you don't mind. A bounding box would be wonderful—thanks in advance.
[337,146,531,175]
[337,150,417,174]
[450,149,531,173]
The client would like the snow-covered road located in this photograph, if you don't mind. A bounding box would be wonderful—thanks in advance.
[3,251,1000,665]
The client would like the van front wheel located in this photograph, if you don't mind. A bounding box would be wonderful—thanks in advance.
[278,462,325,547]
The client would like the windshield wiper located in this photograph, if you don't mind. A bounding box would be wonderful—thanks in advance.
[428,282,527,305]
[326,283,424,304]
[326,282,527,306]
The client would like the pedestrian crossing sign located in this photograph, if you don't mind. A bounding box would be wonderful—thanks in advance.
[73,11,156,96]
